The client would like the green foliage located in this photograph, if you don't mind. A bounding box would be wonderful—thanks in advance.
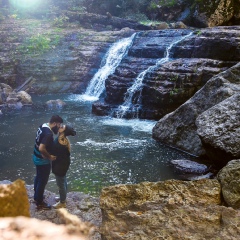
[52,15,69,28]
[170,87,179,96]
[17,33,61,56]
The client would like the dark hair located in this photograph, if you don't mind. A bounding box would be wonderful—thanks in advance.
[49,115,63,124]
[64,125,76,136]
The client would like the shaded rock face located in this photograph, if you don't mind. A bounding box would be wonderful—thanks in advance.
[152,62,240,160]
[99,179,240,240]
[217,160,240,209]
[94,26,240,120]
[196,93,240,166]
[0,179,30,217]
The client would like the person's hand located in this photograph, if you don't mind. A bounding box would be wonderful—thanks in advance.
[49,155,57,161]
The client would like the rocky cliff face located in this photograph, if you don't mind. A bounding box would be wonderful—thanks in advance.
[0,17,135,94]
[93,26,240,120]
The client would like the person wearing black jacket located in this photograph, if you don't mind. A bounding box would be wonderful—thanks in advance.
[52,124,76,209]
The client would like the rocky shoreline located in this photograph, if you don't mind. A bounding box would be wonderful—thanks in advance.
[1,159,240,239]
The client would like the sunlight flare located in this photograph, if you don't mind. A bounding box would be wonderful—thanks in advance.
[9,0,41,9]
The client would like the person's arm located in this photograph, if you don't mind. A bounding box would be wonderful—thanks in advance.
[39,143,56,161]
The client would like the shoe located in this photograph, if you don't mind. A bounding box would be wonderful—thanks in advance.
[54,196,60,201]
[36,201,51,210]
[53,201,66,209]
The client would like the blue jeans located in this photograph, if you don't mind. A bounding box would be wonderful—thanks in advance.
[34,164,51,204]
[55,174,67,203]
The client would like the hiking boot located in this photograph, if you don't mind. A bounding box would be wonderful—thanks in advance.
[53,201,66,209]
[36,201,51,210]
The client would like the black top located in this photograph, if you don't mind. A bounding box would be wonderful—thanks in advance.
[33,123,54,160]
[52,137,70,177]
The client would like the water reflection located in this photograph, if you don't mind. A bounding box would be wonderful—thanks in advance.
[0,94,196,196]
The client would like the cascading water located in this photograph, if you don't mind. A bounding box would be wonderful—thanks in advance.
[115,32,193,119]
[82,33,136,101]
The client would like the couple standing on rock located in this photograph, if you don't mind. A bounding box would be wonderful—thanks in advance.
[32,115,76,210]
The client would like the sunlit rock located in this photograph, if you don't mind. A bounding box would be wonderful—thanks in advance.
[16,91,32,104]
[0,179,30,217]
[217,160,240,208]
[100,179,239,239]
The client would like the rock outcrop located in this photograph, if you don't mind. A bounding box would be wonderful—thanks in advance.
[0,17,135,94]
[145,0,240,27]
[0,179,30,217]
[152,62,240,161]
[93,26,240,120]
[217,160,240,209]
[0,83,32,111]
[196,93,240,166]
[64,11,151,31]
[99,179,240,240]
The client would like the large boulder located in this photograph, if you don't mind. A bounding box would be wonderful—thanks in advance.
[152,62,240,158]
[100,179,240,239]
[217,160,240,208]
[0,179,30,217]
[196,93,240,166]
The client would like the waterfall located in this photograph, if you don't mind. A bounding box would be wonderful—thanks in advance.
[115,32,193,118]
[83,33,136,101]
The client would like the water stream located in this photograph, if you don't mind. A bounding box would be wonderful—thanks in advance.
[0,94,197,196]
[115,32,193,118]
[82,33,136,101]
[0,32,198,197]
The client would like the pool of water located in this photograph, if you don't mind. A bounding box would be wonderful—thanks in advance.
[0,94,197,196]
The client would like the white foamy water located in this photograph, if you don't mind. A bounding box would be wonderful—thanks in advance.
[115,32,193,118]
[84,33,136,99]
[100,117,156,132]
[77,138,148,151]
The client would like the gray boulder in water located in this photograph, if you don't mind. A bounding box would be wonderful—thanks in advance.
[45,99,66,109]
[171,159,209,174]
